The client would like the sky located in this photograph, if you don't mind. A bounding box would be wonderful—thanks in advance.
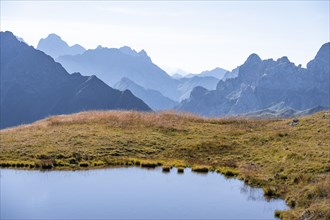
[1,1,329,74]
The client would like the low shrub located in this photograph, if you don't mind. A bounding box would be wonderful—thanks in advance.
[177,167,184,173]
[140,161,158,168]
[192,166,209,173]
[93,161,105,166]
[162,166,171,172]
[79,162,89,167]
[263,186,280,197]
[68,157,78,164]
[274,210,282,218]
[54,159,69,167]
[216,167,239,176]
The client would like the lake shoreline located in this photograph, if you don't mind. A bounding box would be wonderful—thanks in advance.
[1,111,329,219]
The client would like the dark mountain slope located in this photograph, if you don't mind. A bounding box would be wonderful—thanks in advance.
[0,31,150,128]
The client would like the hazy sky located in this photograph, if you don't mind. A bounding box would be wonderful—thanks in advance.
[1,1,329,74]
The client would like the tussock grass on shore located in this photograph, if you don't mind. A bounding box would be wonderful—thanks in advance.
[1,110,329,219]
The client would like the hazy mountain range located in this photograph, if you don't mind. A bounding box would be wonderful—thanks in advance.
[0,31,150,129]
[114,77,178,110]
[37,34,224,103]
[1,31,328,129]
[183,67,228,79]
[178,43,330,116]
[56,44,180,101]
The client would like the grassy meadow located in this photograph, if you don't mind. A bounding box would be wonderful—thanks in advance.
[0,110,329,219]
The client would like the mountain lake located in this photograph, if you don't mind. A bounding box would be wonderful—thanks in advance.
[0,167,288,219]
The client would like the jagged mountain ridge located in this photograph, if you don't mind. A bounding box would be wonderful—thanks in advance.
[35,33,329,117]
[0,31,151,129]
[114,74,220,109]
[56,46,180,101]
[177,43,330,116]
[48,35,224,102]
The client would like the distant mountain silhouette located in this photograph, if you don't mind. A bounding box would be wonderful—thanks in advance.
[56,46,180,101]
[114,75,219,108]
[171,73,184,79]
[242,105,329,118]
[177,76,219,100]
[38,34,225,102]
[37,34,86,58]
[114,78,178,110]
[222,66,239,81]
[0,31,151,129]
[185,67,228,79]
[178,43,330,116]
[35,34,329,117]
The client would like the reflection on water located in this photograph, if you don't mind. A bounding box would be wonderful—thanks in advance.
[240,184,265,201]
[0,167,288,219]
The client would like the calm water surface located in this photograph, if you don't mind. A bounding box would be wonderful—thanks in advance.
[0,167,288,219]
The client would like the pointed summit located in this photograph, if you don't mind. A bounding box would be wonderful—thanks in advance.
[277,56,291,64]
[119,46,138,56]
[45,33,62,41]
[313,42,330,64]
[245,53,262,65]
[307,42,330,68]
[137,49,151,61]
[37,34,85,58]
[138,49,148,57]
[307,42,330,81]
[96,45,105,50]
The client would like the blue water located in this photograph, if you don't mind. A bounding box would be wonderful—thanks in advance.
[0,167,288,219]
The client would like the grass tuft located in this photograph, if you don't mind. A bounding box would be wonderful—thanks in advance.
[79,162,89,167]
[192,166,209,173]
[140,161,158,168]
[177,167,184,173]
[162,166,171,172]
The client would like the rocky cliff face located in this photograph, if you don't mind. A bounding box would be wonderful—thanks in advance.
[178,43,330,116]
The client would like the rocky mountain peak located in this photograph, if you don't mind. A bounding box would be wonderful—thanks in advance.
[46,33,62,41]
[244,53,262,65]
[310,42,330,65]
[190,86,209,98]
[37,33,85,58]
[277,56,290,63]
[119,46,138,56]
